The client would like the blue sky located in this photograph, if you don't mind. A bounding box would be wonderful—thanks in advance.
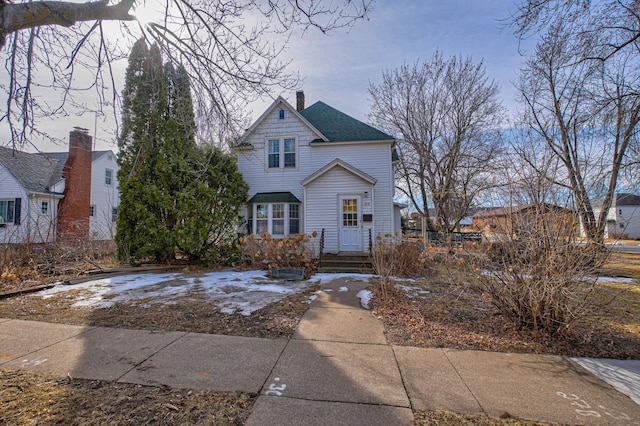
[7,0,533,151]
[259,0,531,124]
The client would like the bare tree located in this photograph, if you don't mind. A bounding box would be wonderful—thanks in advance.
[368,53,504,237]
[1,0,372,148]
[518,19,640,242]
[509,0,640,63]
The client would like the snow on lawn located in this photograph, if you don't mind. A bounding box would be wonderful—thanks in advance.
[38,270,316,316]
[357,289,372,309]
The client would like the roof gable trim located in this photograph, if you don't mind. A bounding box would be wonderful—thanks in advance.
[301,158,377,186]
[236,96,328,146]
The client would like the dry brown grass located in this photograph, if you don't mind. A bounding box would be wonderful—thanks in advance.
[414,410,551,425]
[602,251,640,280]
[372,262,640,359]
[0,369,255,425]
[0,285,318,339]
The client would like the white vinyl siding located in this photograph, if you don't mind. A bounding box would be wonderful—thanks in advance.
[305,167,373,253]
[90,152,120,240]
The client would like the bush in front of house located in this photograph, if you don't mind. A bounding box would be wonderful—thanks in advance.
[239,232,317,278]
[371,233,431,280]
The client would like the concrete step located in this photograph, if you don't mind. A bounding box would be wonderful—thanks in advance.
[318,266,375,274]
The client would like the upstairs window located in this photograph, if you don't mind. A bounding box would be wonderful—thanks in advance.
[105,169,113,186]
[267,137,296,169]
[89,205,95,217]
[268,140,280,168]
[284,138,296,168]
[41,201,49,215]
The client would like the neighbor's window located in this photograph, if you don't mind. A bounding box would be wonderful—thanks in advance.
[248,203,301,236]
[0,200,15,223]
[267,138,296,169]
[105,169,113,186]
[111,207,118,222]
[89,205,95,217]
[41,201,48,214]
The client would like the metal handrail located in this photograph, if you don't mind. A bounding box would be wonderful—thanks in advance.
[319,228,325,267]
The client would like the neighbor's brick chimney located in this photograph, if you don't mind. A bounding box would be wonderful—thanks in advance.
[57,128,92,242]
[296,90,305,112]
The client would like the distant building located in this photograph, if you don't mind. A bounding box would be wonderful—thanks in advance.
[0,128,120,243]
[473,203,573,236]
[590,193,640,240]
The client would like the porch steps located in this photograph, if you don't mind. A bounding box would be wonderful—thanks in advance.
[318,253,375,274]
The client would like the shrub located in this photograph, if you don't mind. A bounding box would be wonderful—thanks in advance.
[371,233,431,280]
[470,206,607,334]
[0,240,117,286]
[239,232,317,278]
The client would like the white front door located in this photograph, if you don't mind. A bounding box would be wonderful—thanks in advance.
[339,195,362,251]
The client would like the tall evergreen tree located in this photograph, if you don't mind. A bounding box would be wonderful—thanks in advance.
[116,39,247,264]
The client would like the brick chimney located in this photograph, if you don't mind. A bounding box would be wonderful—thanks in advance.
[296,90,305,112]
[57,128,93,242]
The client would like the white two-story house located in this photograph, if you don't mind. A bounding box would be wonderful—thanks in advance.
[236,91,402,254]
[594,193,640,240]
[0,128,120,244]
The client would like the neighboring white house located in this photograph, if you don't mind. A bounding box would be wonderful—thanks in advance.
[593,193,640,240]
[0,129,120,243]
[235,91,401,253]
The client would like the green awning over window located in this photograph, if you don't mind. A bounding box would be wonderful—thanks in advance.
[248,192,301,203]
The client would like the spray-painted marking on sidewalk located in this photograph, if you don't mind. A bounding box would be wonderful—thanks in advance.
[556,391,634,422]
[20,357,48,368]
[265,377,287,396]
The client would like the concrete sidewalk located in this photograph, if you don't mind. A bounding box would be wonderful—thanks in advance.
[1,277,639,425]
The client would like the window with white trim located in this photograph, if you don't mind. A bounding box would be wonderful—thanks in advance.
[0,200,15,224]
[105,169,113,186]
[248,203,301,236]
[267,138,296,169]
[40,201,48,215]
[89,205,95,217]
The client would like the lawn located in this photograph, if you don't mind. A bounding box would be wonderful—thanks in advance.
[372,251,640,360]
[1,251,638,425]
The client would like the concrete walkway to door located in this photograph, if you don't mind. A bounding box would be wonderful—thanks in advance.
[1,276,639,425]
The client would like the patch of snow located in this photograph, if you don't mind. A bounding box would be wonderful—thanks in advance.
[313,273,374,285]
[37,270,314,316]
[307,294,318,303]
[338,286,348,292]
[323,289,333,292]
[595,276,638,284]
[395,283,431,299]
[357,289,372,309]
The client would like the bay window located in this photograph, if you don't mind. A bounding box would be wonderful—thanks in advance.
[248,203,301,236]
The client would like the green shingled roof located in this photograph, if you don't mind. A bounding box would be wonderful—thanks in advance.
[247,192,301,203]
[300,101,394,142]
